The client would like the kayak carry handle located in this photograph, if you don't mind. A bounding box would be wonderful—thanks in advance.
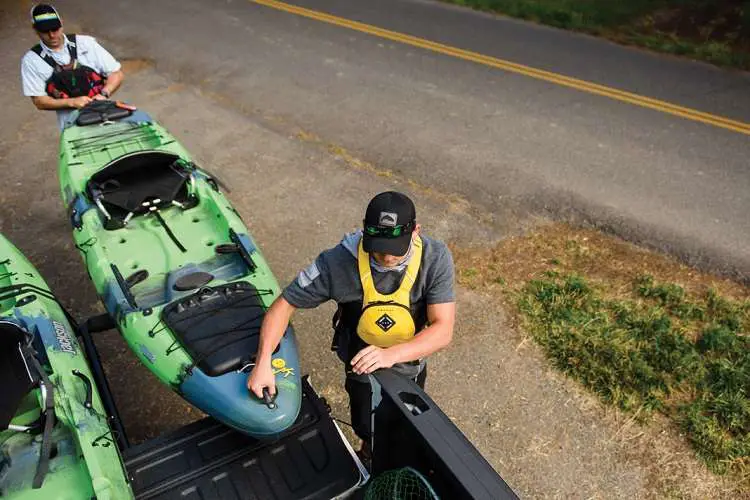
[125,269,149,288]
[262,387,277,410]
[72,369,93,409]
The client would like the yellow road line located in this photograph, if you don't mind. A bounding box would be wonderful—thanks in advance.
[253,0,750,136]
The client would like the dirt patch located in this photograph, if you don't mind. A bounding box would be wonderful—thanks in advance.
[120,58,155,74]
[294,128,493,225]
[645,2,750,49]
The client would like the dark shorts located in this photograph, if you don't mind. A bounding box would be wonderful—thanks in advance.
[344,365,427,441]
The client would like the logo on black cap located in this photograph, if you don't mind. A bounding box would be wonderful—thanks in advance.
[378,212,398,227]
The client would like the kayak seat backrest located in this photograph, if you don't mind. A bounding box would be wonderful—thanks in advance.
[161,282,266,377]
[87,152,191,223]
[75,100,133,126]
[0,321,37,429]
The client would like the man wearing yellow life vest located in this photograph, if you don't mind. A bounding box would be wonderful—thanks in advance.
[248,191,455,457]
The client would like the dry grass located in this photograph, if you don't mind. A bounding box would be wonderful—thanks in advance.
[451,222,750,497]
[452,223,748,301]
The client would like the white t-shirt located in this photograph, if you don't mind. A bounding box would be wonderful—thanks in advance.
[21,34,122,130]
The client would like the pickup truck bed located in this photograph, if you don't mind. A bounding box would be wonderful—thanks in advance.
[80,317,517,500]
[123,378,364,499]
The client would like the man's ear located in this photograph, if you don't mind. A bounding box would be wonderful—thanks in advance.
[413,223,422,236]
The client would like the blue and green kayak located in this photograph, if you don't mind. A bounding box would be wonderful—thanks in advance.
[57,101,302,437]
[0,233,133,499]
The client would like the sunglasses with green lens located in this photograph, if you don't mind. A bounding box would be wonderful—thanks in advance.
[363,220,414,238]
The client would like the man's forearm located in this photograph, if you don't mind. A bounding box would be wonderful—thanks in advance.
[256,296,296,364]
[31,95,75,110]
[103,69,124,95]
[388,320,453,364]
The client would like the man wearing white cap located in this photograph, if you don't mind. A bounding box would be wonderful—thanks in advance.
[20,4,124,130]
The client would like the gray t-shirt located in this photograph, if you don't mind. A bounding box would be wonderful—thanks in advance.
[283,231,455,378]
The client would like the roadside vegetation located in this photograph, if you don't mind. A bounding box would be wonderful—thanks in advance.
[444,0,750,69]
[453,224,750,488]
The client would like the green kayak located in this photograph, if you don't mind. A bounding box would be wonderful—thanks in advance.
[57,101,302,437]
[0,233,133,499]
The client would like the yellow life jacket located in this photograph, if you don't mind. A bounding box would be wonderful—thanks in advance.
[356,236,423,348]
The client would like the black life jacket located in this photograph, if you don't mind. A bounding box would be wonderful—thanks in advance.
[31,34,106,99]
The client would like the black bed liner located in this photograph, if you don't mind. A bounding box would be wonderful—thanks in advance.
[123,377,363,500]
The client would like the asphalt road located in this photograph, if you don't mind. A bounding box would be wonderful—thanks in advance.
[54,0,750,280]
[1,1,746,497]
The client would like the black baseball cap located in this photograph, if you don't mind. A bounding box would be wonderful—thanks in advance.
[31,4,62,32]
[362,191,416,256]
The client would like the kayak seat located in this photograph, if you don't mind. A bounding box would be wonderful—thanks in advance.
[161,282,269,377]
[87,152,195,226]
[0,321,37,429]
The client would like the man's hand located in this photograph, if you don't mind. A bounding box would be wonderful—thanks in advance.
[70,96,93,109]
[92,94,108,101]
[247,362,276,399]
[245,296,297,398]
[351,345,396,375]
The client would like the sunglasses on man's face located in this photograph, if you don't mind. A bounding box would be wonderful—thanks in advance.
[363,220,414,238]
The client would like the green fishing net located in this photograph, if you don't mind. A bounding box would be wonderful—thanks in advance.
[364,466,439,500]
